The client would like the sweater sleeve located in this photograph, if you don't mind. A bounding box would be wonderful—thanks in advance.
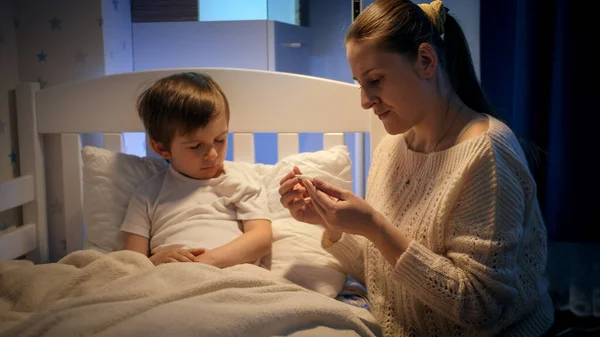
[392,141,533,328]
[323,232,367,285]
[320,135,396,286]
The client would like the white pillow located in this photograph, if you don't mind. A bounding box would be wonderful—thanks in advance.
[263,218,347,298]
[256,145,352,297]
[81,146,167,252]
[81,145,353,297]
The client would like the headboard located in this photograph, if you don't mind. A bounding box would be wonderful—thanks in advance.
[0,68,387,263]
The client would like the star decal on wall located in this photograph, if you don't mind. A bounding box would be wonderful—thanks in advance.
[37,51,47,62]
[112,0,119,11]
[74,49,87,65]
[97,17,103,27]
[49,15,63,31]
[48,198,64,216]
[0,118,5,136]
[8,150,17,165]
[37,77,48,89]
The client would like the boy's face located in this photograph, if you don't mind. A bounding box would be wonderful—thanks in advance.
[152,112,229,180]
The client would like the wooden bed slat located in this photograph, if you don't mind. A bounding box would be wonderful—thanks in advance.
[34,69,369,134]
[0,176,34,213]
[0,224,37,260]
[353,133,365,198]
[278,133,299,160]
[16,82,48,263]
[60,134,84,253]
[323,133,344,150]
[103,133,124,152]
[233,133,254,163]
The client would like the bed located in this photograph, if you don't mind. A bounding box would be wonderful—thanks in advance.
[0,68,386,336]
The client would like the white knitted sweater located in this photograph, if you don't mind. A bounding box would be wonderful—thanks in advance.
[325,116,554,336]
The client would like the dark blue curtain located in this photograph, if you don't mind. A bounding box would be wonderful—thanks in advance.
[480,0,596,242]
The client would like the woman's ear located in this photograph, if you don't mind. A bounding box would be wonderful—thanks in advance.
[150,139,171,159]
[416,42,438,80]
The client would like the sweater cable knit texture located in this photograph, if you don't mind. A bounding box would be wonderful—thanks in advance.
[324,116,554,336]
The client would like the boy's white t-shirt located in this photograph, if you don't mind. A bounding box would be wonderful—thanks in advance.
[120,161,270,255]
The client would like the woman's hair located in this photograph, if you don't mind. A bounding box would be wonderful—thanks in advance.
[137,72,230,148]
[345,0,495,117]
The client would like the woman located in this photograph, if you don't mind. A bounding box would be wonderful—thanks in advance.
[278,0,554,336]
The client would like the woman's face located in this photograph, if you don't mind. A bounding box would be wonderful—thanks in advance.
[346,39,436,135]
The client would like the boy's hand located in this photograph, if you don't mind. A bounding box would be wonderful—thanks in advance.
[149,247,205,266]
[193,250,217,266]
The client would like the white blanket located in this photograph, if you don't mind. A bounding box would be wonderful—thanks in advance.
[0,250,381,337]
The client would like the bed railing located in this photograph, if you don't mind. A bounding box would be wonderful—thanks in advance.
[0,83,48,263]
[4,68,384,263]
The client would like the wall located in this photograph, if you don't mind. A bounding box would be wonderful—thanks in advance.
[437,0,480,78]
[0,0,22,232]
[102,0,133,75]
[10,0,133,261]
[15,0,105,87]
[308,0,352,83]
[272,21,311,76]
[132,21,270,71]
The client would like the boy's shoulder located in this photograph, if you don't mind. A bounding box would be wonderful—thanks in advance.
[223,161,261,181]
[221,161,264,191]
[134,167,169,198]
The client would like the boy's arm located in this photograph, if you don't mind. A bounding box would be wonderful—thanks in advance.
[124,232,150,256]
[121,187,152,256]
[194,219,272,268]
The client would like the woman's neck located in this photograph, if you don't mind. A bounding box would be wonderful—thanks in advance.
[409,95,475,153]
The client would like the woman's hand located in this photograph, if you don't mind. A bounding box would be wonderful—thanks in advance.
[278,167,326,226]
[304,178,413,266]
[149,247,206,266]
[302,178,381,239]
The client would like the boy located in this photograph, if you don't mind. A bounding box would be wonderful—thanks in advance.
[121,72,272,267]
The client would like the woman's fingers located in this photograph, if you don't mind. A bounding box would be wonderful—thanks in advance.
[303,180,329,219]
[279,169,297,186]
[304,179,334,210]
[278,176,301,197]
[280,188,304,208]
[279,167,305,188]
[288,197,310,215]
[313,178,347,200]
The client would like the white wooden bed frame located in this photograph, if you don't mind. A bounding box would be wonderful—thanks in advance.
[0,68,386,264]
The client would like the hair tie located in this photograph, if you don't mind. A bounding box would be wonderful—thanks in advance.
[418,0,447,39]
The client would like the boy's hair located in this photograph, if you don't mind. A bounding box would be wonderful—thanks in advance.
[137,72,230,148]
